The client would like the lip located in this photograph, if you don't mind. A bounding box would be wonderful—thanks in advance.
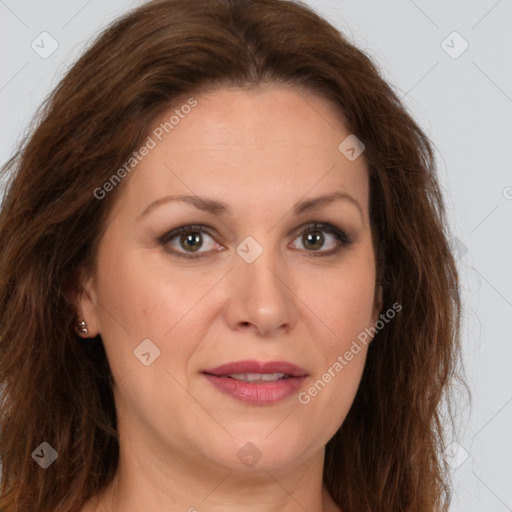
[202,360,308,405]
[204,360,308,377]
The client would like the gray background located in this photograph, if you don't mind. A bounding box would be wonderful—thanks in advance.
[1,1,511,510]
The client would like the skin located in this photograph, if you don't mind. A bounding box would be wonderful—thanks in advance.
[78,85,382,512]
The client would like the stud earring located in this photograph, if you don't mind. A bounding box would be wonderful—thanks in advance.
[76,320,88,335]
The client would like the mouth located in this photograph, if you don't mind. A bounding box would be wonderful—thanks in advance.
[202,360,308,405]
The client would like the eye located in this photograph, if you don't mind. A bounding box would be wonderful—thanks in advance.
[159,224,222,258]
[289,222,350,256]
[159,222,351,259]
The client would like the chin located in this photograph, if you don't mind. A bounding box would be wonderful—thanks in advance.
[201,428,317,473]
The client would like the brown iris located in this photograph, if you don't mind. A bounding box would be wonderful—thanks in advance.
[303,230,324,250]
[181,232,202,252]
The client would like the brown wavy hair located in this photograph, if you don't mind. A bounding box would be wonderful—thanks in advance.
[0,0,466,510]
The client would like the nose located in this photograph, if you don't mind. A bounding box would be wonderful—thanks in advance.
[223,245,298,337]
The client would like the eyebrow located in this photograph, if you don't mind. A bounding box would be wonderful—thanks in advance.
[138,191,364,221]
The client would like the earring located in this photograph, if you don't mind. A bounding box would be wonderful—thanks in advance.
[76,320,88,336]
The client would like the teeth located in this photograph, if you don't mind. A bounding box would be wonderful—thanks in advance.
[228,372,287,382]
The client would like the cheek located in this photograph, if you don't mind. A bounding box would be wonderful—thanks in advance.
[93,248,219,377]
[293,259,375,431]
[301,351,367,446]
[95,246,208,332]
[298,285,372,441]
[300,260,377,353]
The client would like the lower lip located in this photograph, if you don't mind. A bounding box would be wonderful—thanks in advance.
[203,374,307,405]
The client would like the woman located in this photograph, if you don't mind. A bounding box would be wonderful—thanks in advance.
[0,0,465,510]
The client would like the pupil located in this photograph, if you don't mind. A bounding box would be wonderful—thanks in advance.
[179,230,324,252]
[181,232,202,252]
[304,231,323,250]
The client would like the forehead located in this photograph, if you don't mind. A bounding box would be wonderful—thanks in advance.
[115,85,369,221]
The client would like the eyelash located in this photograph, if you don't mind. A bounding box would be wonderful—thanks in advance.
[159,222,351,260]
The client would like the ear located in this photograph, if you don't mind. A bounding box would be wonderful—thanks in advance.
[74,272,100,338]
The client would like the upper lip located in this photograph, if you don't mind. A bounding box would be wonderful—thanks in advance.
[203,360,308,377]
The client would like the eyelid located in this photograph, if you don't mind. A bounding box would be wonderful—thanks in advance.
[288,221,350,257]
[159,223,216,243]
[290,221,349,243]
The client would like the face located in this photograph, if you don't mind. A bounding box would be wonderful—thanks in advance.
[79,85,382,475]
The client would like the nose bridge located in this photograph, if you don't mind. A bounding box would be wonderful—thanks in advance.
[223,233,297,335]
[241,242,278,288]
[235,234,285,300]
